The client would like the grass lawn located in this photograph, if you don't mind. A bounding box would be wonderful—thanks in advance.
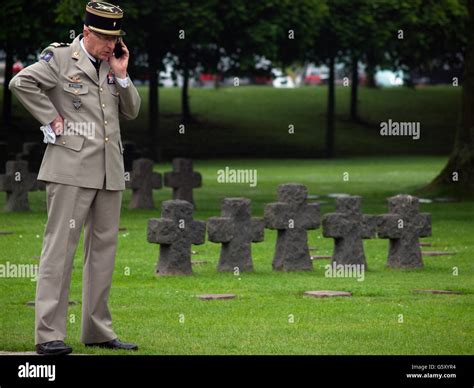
[0,157,473,355]
[3,85,461,158]
[122,85,462,157]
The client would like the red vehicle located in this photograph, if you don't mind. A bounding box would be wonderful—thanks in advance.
[304,73,321,85]
[12,60,24,75]
[254,75,272,85]
[199,73,222,82]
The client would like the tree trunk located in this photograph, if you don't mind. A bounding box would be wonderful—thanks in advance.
[214,47,221,89]
[325,54,335,158]
[350,55,359,121]
[425,1,474,197]
[148,45,161,161]
[213,73,221,89]
[181,45,191,123]
[403,69,416,89]
[366,49,377,88]
[2,43,14,128]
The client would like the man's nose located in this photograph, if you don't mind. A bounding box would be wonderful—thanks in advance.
[106,41,115,50]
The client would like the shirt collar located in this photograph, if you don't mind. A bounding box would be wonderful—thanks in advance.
[80,38,97,63]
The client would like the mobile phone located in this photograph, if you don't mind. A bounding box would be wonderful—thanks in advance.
[114,39,124,58]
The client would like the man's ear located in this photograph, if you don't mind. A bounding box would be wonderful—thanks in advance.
[83,27,89,38]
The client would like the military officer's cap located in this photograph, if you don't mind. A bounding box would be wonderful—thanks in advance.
[84,1,126,36]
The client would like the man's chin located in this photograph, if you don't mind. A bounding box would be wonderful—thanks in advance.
[100,53,112,61]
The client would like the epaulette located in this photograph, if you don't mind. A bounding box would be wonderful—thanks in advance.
[40,42,69,62]
[49,42,70,48]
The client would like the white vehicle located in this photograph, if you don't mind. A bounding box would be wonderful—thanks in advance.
[375,70,404,87]
[273,76,295,88]
[159,63,178,87]
[272,68,295,88]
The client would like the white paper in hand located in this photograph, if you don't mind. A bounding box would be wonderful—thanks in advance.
[40,124,56,144]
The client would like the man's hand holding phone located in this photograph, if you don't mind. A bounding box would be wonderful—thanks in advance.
[109,39,129,79]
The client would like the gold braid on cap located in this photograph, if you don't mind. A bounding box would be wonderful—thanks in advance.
[86,2,123,19]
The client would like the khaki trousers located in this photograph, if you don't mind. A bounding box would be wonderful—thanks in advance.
[35,182,122,345]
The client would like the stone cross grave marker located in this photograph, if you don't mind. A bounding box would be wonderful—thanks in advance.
[208,198,264,272]
[147,200,206,275]
[264,184,320,271]
[377,194,431,269]
[0,160,45,212]
[126,158,162,209]
[164,158,202,205]
[16,142,45,173]
[322,195,376,267]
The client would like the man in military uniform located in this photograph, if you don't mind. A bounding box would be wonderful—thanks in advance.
[9,1,141,355]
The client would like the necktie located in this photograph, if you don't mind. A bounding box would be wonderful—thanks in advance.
[90,58,101,77]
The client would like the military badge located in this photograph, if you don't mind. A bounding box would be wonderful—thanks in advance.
[72,98,82,110]
[69,84,83,91]
[40,51,53,63]
[107,71,116,84]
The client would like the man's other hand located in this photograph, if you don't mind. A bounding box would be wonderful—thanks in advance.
[51,115,64,135]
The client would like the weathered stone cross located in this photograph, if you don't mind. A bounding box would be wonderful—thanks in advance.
[164,158,202,205]
[126,158,162,209]
[264,183,320,271]
[0,160,44,212]
[147,200,206,275]
[208,198,264,272]
[322,195,376,267]
[377,194,431,268]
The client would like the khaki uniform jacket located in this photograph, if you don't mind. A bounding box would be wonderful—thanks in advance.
[9,35,141,191]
